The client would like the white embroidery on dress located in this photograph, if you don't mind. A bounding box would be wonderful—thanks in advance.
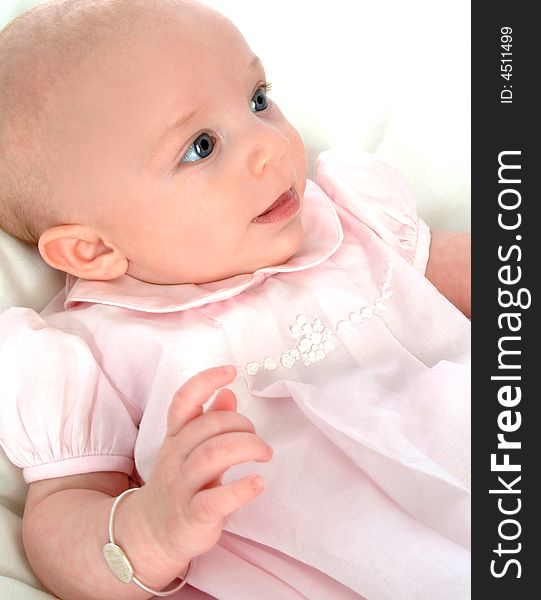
[245,262,392,376]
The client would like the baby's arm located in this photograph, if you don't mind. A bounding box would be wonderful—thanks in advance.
[24,471,172,600]
[23,366,272,600]
[425,230,471,318]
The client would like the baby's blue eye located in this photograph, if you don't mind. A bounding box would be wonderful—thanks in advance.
[250,87,270,112]
[180,133,215,163]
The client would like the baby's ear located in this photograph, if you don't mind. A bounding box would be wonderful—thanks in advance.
[38,225,128,280]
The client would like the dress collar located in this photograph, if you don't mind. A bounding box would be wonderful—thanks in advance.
[64,179,343,313]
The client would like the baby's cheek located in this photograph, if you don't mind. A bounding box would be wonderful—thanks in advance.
[289,127,307,186]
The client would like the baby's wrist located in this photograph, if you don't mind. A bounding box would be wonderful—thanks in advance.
[112,488,191,590]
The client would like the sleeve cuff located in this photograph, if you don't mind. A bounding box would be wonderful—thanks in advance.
[23,455,134,483]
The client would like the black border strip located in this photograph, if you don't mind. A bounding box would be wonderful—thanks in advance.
[472,2,540,596]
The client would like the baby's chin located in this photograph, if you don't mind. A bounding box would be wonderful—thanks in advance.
[262,219,305,268]
[214,222,305,280]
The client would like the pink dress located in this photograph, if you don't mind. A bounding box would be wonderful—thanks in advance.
[0,150,470,600]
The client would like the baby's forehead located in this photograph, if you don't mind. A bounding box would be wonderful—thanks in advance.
[2,0,245,121]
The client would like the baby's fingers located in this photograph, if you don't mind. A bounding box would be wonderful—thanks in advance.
[167,365,236,437]
[173,411,256,463]
[208,387,237,413]
[183,432,272,494]
[189,475,266,525]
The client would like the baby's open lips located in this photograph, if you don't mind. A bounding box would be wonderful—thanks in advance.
[254,187,300,223]
[257,188,294,217]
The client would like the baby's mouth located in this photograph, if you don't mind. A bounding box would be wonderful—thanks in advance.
[253,188,300,224]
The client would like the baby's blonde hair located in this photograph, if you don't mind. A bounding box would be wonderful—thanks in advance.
[0,0,192,245]
[0,3,57,245]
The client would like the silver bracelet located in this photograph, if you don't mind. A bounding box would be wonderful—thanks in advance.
[103,487,192,597]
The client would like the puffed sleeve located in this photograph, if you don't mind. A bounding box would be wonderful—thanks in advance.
[315,149,431,274]
[0,307,139,483]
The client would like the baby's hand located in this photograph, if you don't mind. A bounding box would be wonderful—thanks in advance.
[137,365,272,565]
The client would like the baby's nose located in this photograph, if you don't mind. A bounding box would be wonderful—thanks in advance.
[248,125,290,176]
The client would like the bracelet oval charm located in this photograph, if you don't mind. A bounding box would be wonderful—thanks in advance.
[103,542,134,584]
[103,488,192,596]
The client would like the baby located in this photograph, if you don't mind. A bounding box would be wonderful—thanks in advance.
[0,1,471,599]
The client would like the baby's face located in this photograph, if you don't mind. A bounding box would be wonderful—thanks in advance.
[45,3,306,284]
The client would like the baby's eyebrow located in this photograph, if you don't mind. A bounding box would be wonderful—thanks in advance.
[156,109,199,153]
[251,54,263,70]
[151,54,264,159]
